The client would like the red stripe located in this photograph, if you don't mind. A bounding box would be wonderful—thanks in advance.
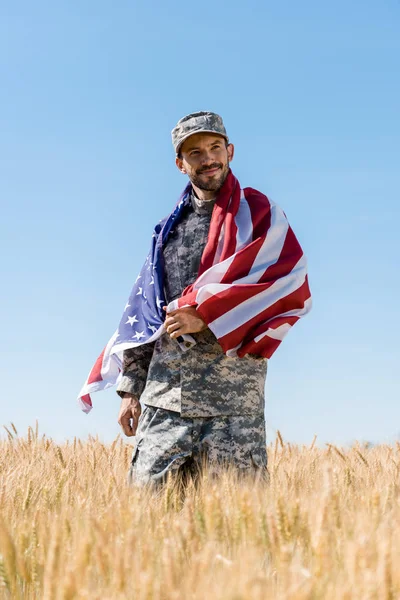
[199,204,225,274]
[237,315,300,357]
[252,314,300,336]
[258,227,303,284]
[216,278,311,352]
[176,290,198,308]
[219,179,240,260]
[240,336,282,359]
[87,347,106,384]
[81,394,93,408]
[244,188,272,240]
[237,313,300,357]
[198,228,303,324]
[220,191,272,284]
[220,207,238,260]
[197,280,276,324]
[198,171,239,276]
[221,236,266,284]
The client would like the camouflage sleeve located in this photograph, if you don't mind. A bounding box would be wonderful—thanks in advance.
[116,343,156,399]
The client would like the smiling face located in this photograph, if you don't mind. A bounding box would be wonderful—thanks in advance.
[175,133,234,196]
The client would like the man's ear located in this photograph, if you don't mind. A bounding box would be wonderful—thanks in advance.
[227,143,235,162]
[175,156,187,174]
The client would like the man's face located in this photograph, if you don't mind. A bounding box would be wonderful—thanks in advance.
[176,133,234,193]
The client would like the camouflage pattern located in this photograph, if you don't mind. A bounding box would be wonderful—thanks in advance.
[116,342,155,399]
[128,405,268,487]
[116,193,268,418]
[163,194,214,303]
[171,111,229,155]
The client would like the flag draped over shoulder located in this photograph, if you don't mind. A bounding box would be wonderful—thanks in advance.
[78,171,311,413]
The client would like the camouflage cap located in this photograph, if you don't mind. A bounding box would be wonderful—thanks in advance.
[172,111,229,155]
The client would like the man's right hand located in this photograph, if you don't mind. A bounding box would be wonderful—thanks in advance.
[118,393,141,437]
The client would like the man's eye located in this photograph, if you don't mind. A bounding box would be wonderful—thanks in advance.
[190,151,199,156]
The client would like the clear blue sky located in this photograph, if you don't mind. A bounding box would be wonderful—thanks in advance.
[1,1,399,446]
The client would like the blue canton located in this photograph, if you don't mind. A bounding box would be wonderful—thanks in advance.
[113,184,192,352]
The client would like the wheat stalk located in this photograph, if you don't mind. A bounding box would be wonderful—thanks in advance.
[0,426,399,599]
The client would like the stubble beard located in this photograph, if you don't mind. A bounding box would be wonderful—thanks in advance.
[190,162,230,192]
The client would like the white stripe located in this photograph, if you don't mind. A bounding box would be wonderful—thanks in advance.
[196,282,232,303]
[225,343,241,358]
[78,323,167,403]
[167,299,180,311]
[78,375,122,399]
[78,398,92,413]
[78,330,120,400]
[213,220,226,265]
[100,330,121,377]
[185,187,249,288]
[261,323,292,341]
[192,254,236,287]
[235,200,289,285]
[253,297,312,343]
[234,190,253,252]
[193,198,289,292]
[209,255,308,338]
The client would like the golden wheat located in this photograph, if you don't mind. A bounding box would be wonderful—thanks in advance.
[0,424,399,599]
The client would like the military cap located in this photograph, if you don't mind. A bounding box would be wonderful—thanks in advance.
[172,111,229,155]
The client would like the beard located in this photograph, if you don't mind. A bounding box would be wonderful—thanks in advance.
[189,161,230,192]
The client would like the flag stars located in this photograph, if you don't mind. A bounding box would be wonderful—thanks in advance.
[125,315,139,326]
[147,323,158,333]
[124,303,131,311]
[132,331,145,341]
[136,287,143,296]
[135,274,142,283]
[156,296,164,309]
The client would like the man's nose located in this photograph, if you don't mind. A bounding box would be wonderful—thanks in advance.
[200,150,214,164]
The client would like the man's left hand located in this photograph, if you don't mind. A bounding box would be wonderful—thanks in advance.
[163,306,207,339]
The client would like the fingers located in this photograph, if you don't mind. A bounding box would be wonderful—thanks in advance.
[131,403,142,436]
[165,317,186,337]
[165,314,183,334]
[169,328,184,339]
[164,308,204,338]
[166,321,181,335]
[163,306,183,318]
[163,306,177,317]
[164,316,174,326]
[119,412,134,437]
[118,401,142,437]
[164,316,179,327]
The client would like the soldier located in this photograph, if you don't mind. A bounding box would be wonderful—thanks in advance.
[115,111,311,486]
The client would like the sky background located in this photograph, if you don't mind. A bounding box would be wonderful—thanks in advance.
[1,0,399,447]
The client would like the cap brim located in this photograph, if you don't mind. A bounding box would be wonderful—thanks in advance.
[175,130,229,155]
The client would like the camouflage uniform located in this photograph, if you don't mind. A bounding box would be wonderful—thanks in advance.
[128,406,267,486]
[117,194,269,485]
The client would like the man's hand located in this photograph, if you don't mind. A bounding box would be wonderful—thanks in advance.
[163,306,207,339]
[118,393,141,437]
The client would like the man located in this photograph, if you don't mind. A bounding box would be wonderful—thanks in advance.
[111,111,311,486]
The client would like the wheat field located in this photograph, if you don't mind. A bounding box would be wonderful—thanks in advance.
[0,423,399,600]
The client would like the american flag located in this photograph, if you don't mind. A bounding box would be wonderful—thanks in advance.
[78,171,311,412]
